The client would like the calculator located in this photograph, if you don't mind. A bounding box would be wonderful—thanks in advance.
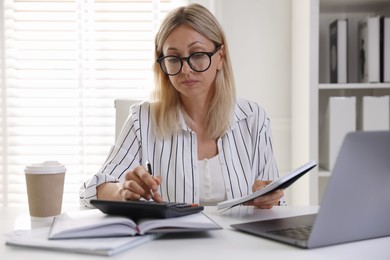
[90,199,204,220]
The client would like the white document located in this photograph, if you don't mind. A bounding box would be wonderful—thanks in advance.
[329,19,348,83]
[217,160,317,210]
[362,96,390,130]
[319,97,356,170]
[5,227,157,256]
[382,17,390,82]
[358,16,380,83]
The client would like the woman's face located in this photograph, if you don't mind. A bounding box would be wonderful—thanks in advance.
[161,25,224,101]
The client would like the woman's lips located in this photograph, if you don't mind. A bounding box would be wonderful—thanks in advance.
[182,79,198,87]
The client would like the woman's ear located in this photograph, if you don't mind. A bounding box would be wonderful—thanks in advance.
[217,45,225,71]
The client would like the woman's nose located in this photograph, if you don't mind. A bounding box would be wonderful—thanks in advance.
[180,59,193,74]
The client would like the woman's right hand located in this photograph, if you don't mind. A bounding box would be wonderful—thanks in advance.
[119,165,163,202]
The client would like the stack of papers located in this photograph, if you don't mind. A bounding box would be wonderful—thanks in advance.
[6,227,156,256]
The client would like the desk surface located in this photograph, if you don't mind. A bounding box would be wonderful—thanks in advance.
[1,205,389,259]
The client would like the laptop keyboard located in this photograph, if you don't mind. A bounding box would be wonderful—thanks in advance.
[266,225,313,241]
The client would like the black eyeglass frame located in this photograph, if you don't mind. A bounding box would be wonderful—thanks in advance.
[156,45,221,76]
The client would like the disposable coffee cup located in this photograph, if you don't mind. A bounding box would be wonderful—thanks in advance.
[24,161,66,218]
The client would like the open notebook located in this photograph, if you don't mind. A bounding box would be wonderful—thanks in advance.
[6,209,221,256]
[48,209,221,239]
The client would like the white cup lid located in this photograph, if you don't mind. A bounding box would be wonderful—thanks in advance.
[24,161,66,174]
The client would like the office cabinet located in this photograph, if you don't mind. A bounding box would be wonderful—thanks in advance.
[291,0,390,205]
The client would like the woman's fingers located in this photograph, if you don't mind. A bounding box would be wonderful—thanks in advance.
[122,166,162,201]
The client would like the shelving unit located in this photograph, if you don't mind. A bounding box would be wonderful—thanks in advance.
[291,0,390,205]
[319,83,390,89]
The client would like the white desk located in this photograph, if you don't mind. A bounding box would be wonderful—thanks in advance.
[1,206,389,259]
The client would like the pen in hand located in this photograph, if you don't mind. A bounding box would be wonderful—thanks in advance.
[146,161,155,199]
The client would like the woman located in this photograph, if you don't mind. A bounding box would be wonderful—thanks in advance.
[80,3,285,209]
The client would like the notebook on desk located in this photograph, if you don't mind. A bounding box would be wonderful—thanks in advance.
[231,131,390,249]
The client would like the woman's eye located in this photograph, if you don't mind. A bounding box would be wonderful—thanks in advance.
[191,53,206,60]
[167,57,179,63]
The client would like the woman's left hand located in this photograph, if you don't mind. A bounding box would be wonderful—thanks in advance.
[243,180,284,209]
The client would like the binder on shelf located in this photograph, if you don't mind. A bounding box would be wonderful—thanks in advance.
[358,16,380,83]
[380,16,390,82]
[360,96,390,131]
[329,19,348,83]
[319,97,356,171]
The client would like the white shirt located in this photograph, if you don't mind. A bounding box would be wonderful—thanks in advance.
[198,155,227,205]
[80,98,280,208]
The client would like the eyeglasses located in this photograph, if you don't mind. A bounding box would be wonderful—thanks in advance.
[157,45,221,76]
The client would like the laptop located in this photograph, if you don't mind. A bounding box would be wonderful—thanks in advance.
[231,131,390,248]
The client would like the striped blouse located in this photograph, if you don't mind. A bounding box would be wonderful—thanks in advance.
[79,98,280,208]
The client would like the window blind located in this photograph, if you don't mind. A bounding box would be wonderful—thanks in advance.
[0,0,186,207]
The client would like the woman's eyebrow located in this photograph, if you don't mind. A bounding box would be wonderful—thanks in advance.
[165,41,206,52]
[188,41,205,48]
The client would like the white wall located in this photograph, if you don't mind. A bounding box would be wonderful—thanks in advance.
[220,0,291,169]
[290,0,313,206]
[192,1,297,203]
[197,0,291,192]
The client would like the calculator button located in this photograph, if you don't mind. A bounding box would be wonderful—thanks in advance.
[174,204,192,208]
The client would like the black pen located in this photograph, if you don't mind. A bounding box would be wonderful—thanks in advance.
[146,161,155,199]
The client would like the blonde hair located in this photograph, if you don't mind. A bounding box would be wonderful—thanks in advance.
[152,3,236,138]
